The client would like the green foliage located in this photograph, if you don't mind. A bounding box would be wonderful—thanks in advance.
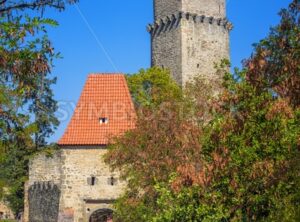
[126,67,182,108]
[106,68,199,222]
[0,1,78,15]
[201,70,300,221]
[106,1,300,221]
[245,0,300,107]
[149,175,229,222]
[0,0,75,214]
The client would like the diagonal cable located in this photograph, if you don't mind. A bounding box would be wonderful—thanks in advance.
[74,3,119,72]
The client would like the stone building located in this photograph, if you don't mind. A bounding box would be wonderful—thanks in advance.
[25,0,231,221]
[149,0,231,86]
[24,75,136,222]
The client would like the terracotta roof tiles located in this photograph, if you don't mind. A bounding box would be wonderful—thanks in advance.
[58,74,136,146]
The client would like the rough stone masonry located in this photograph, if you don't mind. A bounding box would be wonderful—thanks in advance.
[149,0,232,86]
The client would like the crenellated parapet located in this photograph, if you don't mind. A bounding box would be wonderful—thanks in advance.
[147,12,233,36]
[29,181,59,191]
[28,181,61,222]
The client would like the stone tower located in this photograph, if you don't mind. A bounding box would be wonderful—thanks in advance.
[148,0,232,86]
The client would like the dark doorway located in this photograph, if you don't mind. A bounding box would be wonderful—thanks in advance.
[89,209,113,222]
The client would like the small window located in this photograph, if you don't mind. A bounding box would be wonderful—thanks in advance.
[88,176,97,186]
[99,117,109,124]
[197,64,200,68]
[91,176,96,185]
[108,176,118,186]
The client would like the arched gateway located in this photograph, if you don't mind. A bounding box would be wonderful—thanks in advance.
[89,209,113,222]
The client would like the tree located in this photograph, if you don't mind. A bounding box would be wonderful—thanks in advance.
[0,0,76,14]
[245,0,300,108]
[126,67,182,108]
[0,0,77,214]
[105,1,300,221]
[105,68,216,222]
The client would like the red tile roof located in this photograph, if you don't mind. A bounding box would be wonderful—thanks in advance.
[58,74,136,146]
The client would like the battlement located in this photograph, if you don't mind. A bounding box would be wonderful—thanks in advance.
[28,181,60,222]
[151,0,230,86]
[148,12,232,36]
[29,181,60,192]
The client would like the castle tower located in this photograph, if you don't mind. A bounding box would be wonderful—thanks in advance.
[148,0,232,86]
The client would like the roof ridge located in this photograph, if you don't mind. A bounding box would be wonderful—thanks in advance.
[88,73,124,76]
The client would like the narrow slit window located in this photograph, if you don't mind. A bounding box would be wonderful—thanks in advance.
[91,176,96,186]
[88,176,96,186]
[110,176,114,186]
[108,176,118,186]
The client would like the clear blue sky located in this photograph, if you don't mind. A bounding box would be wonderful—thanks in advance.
[46,0,291,143]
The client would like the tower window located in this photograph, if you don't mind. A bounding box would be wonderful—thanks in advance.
[99,117,109,124]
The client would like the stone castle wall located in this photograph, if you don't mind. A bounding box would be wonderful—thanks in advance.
[181,0,226,17]
[154,0,225,19]
[29,152,62,186]
[150,0,230,86]
[59,148,126,222]
[154,0,181,19]
[26,148,126,222]
[28,182,61,222]
[181,16,230,84]
[151,20,182,84]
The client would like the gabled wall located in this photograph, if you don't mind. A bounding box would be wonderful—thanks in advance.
[25,147,126,222]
